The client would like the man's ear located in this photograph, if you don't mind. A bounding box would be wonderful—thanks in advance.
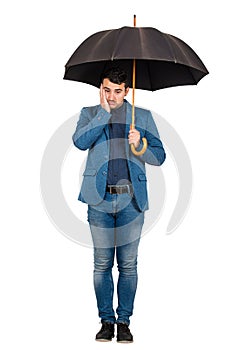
[125,87,130,96]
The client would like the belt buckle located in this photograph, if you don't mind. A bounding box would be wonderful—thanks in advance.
[118,186,126,194]
[119,185,131,194]
[126,184,131,194]
[108,184,132,194]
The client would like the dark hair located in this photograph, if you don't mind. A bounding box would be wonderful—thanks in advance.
[101,67,129,88]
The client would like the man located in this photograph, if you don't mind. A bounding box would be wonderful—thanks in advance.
[72,67,166,342]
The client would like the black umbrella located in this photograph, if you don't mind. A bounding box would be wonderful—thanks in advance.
[64,16,208,154]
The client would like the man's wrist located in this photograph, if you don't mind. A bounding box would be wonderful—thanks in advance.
[135,140,143,150]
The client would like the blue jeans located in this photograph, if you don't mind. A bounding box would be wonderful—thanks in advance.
[88,192,144,325]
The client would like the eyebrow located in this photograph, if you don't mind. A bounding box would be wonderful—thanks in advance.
[103,87,123,92]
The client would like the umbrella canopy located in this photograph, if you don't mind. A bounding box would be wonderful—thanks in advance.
[64,20,208,156]
[64,25,208,91]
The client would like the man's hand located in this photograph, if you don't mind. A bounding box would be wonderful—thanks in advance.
[128,128,140,149]
[100,84,110,113]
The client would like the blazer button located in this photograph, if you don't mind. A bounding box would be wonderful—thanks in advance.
[102,171,107,176]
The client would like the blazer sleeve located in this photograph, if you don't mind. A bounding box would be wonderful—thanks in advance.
[137,111,166,166]
[72,107,111,150]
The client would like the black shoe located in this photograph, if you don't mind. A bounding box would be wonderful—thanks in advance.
[117,323,133,343]
[95,321,115,342]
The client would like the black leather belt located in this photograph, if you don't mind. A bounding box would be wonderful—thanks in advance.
[106,184,133,195]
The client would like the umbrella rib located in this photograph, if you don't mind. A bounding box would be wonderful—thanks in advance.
[187,66,199,84]
[111,27,124,60]
[162,32,177,63]
[146,60,154,91]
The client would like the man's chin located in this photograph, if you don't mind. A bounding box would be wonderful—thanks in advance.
[109,103,116,109]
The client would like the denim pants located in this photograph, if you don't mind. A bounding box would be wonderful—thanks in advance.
[88,192,144,325]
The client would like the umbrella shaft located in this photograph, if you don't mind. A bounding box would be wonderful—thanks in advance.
[131,59,136,128]
[131,15,136,129]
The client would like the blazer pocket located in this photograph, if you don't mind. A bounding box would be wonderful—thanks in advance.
[138,174,147,181]
[83,169,97,176]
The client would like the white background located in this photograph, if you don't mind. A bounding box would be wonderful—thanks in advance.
[1,0,232,349]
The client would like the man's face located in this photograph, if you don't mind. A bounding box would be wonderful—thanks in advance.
[102,78,129,110]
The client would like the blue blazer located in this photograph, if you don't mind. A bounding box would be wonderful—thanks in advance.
[72,100,166,212]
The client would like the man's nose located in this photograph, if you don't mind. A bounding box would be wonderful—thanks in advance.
[108,91,114,100]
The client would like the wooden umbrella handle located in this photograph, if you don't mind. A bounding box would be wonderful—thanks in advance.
[130,136,148,156]
[130,15,148,156]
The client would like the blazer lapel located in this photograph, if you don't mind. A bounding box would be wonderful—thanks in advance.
[96,104,110,140]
